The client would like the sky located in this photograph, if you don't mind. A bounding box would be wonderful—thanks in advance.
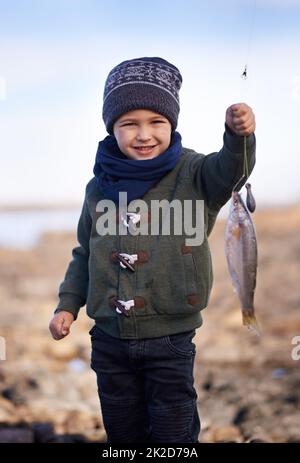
[0,0,300,208]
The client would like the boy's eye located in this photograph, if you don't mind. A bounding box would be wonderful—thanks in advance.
[120,120,166,127]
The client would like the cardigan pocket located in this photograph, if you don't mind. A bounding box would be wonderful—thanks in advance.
[182,253,198,296]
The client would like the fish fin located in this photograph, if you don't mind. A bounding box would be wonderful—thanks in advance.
[242,312,261,337]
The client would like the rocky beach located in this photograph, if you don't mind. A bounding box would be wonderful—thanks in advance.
[0,205,299,443]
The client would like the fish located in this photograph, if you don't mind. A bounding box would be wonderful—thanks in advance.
[225,191,260,335]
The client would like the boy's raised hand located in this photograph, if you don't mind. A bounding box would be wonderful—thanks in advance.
[225,103,256,136]
[49,310,75,340]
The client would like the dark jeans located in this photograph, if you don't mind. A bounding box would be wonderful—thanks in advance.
[90,325,200,443]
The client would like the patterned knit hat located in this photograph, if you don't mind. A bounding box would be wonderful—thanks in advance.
[102,57,182,134]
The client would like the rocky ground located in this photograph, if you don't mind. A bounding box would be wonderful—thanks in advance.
[0,205,299,443]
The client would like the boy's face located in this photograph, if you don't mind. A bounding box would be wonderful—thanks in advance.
[113,109,172,160]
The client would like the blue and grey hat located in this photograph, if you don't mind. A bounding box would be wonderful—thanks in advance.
[102,57,182,134]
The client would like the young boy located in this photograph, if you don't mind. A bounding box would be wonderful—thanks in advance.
[49,57,256,443]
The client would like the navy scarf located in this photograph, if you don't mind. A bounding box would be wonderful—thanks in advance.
[93,132,182,204]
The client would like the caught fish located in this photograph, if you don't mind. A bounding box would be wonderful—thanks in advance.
[225,191,260,335]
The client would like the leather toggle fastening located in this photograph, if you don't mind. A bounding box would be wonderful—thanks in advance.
[112,299,134,317]
[116,252,138,272]
[111,250,150,265]
[109,296,146,316]
[121,212,141,231]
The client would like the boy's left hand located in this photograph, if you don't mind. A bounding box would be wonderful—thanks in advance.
[225,103,256,136]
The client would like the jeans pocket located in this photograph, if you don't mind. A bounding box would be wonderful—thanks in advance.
[164,330,196,357]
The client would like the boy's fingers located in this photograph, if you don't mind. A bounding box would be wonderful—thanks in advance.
[231,105,241,114]
[49,318,65,340]
[232,115,249,126]
[58,317,65,335]
[49,324,62,340]
[230,107,255,135]
[49,312,74,340]
[231,103,243,114]
[233,118,251,130]
[61,318,71,336]
[231,103,251,117]
[61,325,69,336]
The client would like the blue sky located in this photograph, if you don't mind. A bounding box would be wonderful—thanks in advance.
[0,0,300,207]
[1,0,300,39]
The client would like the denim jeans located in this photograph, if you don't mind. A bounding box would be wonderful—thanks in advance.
[90,325,200,443]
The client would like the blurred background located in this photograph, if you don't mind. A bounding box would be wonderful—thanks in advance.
[0,0,299,443]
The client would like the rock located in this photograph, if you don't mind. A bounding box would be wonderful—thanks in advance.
[0,427,34,443]
[0,422,105,443]
[205,426,243,443]
[0,397,19,424]
[247,438,270,443]
[48,433,90,443]
[63,409,102,435]
[27,378,39,389]
[286,437,300,443]
[45,341,82,361]
[1,386,25,405]
[32,422,55,443]
[68,358,88,373]
[272,368,287,379]
[232,406,249,425]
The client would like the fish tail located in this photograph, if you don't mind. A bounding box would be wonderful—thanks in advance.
[242,312,261,336]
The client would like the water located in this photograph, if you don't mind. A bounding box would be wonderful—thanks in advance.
[0,200,244,250]
[0,208,81,249]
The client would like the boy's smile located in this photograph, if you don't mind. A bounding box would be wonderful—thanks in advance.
[113,109,172,160]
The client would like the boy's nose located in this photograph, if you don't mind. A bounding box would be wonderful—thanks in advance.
[136,127,151,142]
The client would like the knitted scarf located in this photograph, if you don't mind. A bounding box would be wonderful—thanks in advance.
[93,131,182,204]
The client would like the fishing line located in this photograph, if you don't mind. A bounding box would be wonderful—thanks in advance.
[239,0,257,94]
[243,0,257,79]
[242,0,257,182]
[233,0,257,211]
[243,135,249,179]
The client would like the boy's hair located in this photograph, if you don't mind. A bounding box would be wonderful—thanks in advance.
[102,57,182,134]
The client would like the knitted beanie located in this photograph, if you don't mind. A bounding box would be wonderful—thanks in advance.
[102,57,182,134]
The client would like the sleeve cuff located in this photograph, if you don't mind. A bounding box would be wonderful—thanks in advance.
[54,294,84,320]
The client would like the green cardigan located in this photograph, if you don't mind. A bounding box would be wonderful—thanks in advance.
[55,128,256,339]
